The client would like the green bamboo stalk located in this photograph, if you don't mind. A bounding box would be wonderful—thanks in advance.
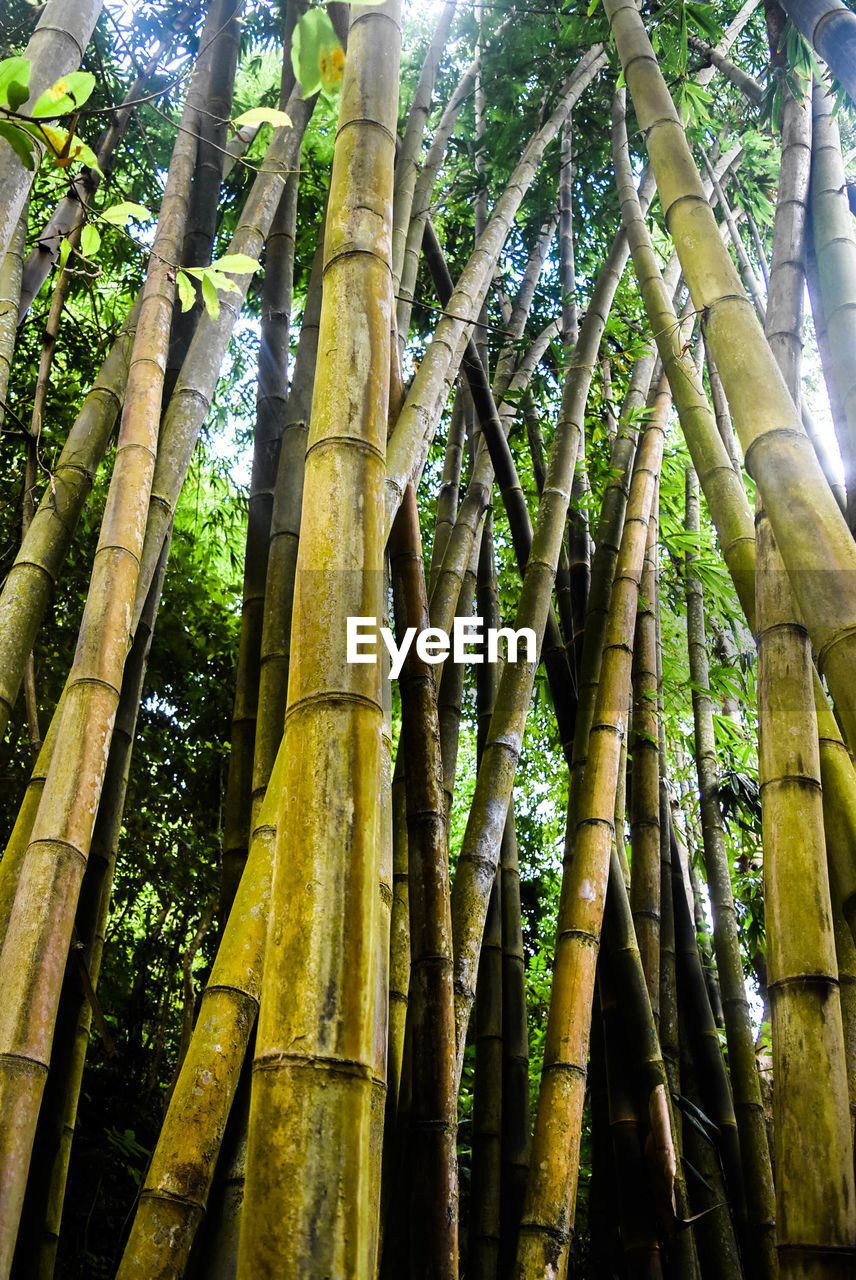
[0,31,206,1260]
[0,0,103,267]
[238,7,401,1274]
[0,297,140,742]
[809,76,856,526]
[779,0,856,104]
[801,236,848,511]
[630,482,661,1022]
[390,484,458,1279]
[428,385,468,592]
[603,0,856,762]
[702,336,743,477]
[512,383,669,1278]
[384,44,607,533]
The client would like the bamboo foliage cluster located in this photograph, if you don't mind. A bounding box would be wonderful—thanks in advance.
[5,0,856,1276]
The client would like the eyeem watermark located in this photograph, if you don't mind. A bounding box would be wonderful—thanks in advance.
[347,616,537,680]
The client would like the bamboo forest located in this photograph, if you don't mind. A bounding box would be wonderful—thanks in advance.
[8,0,856,1275]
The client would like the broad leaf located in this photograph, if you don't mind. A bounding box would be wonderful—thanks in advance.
[0,121,37,169]
[80,224,101,258]
[232,107,292,128]
[100,202,152,227]
[201,273,220,320]
[0,56,29,109]
[31,71,96,118]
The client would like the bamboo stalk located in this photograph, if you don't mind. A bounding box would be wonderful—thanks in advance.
[0,0,103,268]
[384,44,607,533]
[602,0,856,762]
[630,482,661,1022]
[0,206,26,430]
[238,7,401,1274]
[512,382,669,1278]
[499,806,529,1278]
[779,0,856,105]
[809,76,856,527]
[0,23,207,1258]
[0,298,140,742]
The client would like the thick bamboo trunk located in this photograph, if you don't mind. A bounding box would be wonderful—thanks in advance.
[0,0,103,267]
[238,7,401,1274]
[602,0,856,762]
[0,208,26,430]
[513,382,669,1279]
[499,807,529,1278]
[779,0,856,104]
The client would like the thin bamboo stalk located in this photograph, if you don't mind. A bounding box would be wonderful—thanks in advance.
[499,806,529,1278]
[512,383,669,1278]
[384,44,607,532]
[389,485,458,1278]
[0,207,26,429]
[238,7,401,1273]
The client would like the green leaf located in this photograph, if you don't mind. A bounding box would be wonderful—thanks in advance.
[211,253,259,274]
[587,0,599,15]
[0,56,29,109]
[201,273,220,320]
[232,107,292,129]
[80,224,101,258]
[31,71,96,118]
[292,9,344,98]
[0,121,37,169]
[58,237,71,267]
[100,201,152,227]
[176,270,196,312]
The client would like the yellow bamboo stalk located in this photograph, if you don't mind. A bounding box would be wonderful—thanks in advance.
[237,5,401,1275]
[513,382,669,1279]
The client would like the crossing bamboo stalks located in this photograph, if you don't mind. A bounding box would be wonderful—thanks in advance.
[18,534,169,1280]
[809,76,856,526]
[512,383,669,1279]
[687,33,762,102]
[116,744,286,1279]
[0,297,140,742]
[603,0,856,764]
[427,384,468,591]
[685,465,776,1277]
[129,83,315,641]
[779,0,856,105]
[221,0,303,917]
[384,43,607,532]
[388,485,458,1278]
[670,818,747,1254]
[0,0,103,268]
[239,7,401,1274]
[391,0,458,296]
[630,485,661,1021]
[396,9,514,343]
[702,336,742,477]
[16,0,199,321]
[448,216,644,1079]
[0,25,207,1259]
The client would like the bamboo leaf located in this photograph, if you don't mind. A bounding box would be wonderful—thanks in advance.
[0,121,37,169]
[30,71,96,118]
[201,273,220,319]
[176,270,195,312]
[232,107,292,128]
